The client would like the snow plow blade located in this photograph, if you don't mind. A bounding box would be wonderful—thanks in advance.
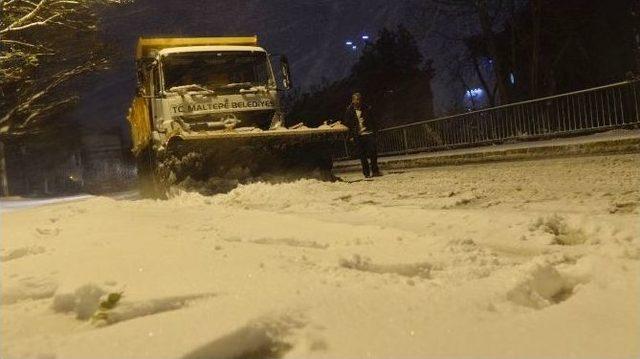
[170,125,347,145]
[139,124,348,197]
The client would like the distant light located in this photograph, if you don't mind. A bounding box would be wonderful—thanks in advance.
[362,35,370,40]
[509,73,516,84]
[352,45,357,50]
[345,41,353,46]
[465,88,484,98]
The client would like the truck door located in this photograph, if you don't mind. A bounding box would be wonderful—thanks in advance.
[150,64,163,130]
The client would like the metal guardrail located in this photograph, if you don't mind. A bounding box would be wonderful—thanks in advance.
[335,80,640,159]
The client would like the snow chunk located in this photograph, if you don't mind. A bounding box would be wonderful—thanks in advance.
[339,255,432,279]
[506,262,575,309]
[51,283,106,320]
[529,214,588,245]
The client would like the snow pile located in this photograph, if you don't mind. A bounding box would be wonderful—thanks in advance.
[2,154,639,358]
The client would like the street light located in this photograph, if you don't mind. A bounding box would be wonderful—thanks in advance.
[465,88,484,98]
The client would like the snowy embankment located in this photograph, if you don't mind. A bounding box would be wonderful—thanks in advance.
[2,154,639,359]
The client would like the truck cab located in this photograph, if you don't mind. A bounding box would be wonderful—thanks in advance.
[132,37,294,154]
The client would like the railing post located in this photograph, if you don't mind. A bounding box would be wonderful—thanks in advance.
[0,140,9,197]
[634,81,640,124]
[402,128,409,154]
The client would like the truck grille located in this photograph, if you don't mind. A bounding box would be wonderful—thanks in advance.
[182,110,275,131]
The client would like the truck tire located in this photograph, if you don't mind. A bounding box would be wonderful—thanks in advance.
[137,147,172,199]
[136,147,157,198]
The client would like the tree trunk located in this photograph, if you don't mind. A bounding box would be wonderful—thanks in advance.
[530,0,542,98]
[457,74,477,109]
[475,0,510,104]
[0,140,9,197]
[509,0,517,94]
[634,1,640,74]
[471,55,496,106]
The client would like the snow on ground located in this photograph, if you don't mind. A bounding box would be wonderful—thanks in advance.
[0,195,95,213]
[0,192,138,213]
[2,153,640,359]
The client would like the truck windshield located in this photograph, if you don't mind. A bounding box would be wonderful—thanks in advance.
[162,51,271,91]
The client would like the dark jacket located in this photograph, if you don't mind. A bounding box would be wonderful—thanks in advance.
[344,104,378,141]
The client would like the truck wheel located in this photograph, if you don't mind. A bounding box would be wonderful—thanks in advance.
[137,148,172,199]
[136,147,157,198]
[151,153,175,199]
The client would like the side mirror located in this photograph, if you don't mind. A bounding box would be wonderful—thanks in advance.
[280,55,292,90]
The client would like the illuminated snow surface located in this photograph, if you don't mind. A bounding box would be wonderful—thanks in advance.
[2,154,639,359]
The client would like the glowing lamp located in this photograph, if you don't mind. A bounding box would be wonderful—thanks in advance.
[465,88,484,98]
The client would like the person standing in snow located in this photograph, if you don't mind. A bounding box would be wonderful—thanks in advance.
[344,92,382,178]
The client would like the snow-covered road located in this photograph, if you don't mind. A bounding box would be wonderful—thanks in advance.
[0,195,95,213]
[0,191,139,213]
[2,154,639,358]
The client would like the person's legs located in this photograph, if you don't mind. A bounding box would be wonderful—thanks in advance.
[367,135,381,176]
[371,159,380,176]
[360,156,370,177]
[357,139,371,177]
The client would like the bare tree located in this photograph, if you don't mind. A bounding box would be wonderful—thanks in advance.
[0,0,129,196]
[433,0,512,102]
[469,54,495,106]
[411,0,516,106]
[529,0,541,98]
